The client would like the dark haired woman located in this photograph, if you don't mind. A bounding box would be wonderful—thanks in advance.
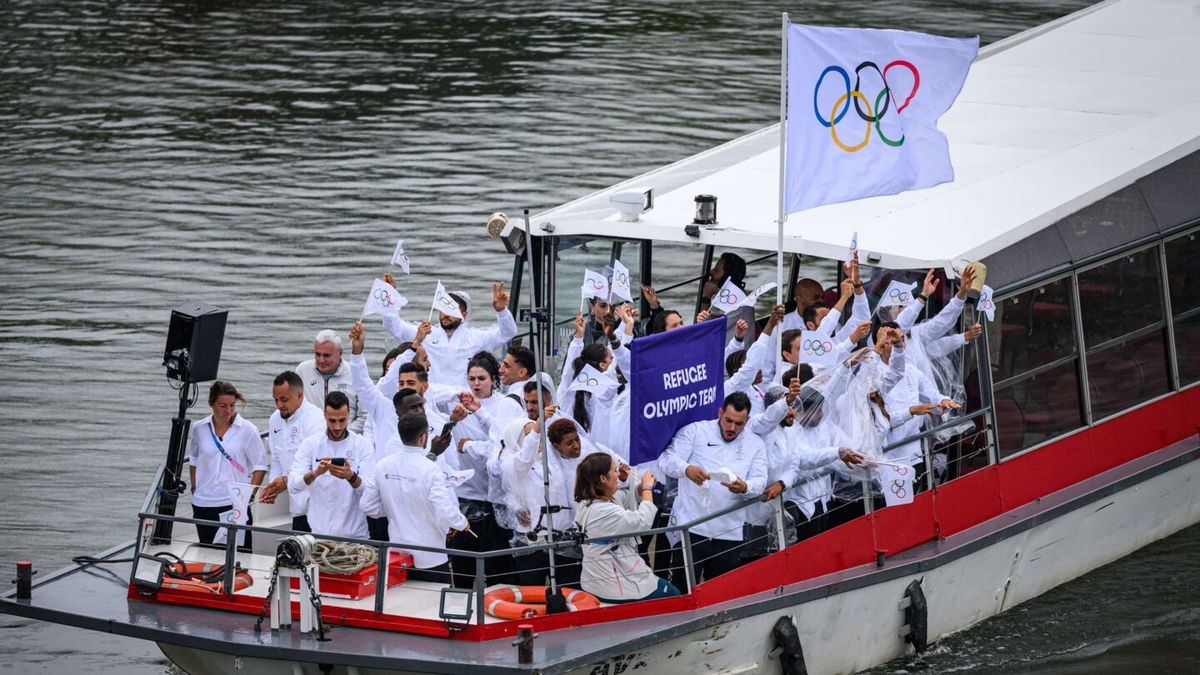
[188,380,267,546]
[574,452,680,603]
[446,350,526,586]
[555,309,635,460]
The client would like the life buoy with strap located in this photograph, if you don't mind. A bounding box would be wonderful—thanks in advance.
[159,556,253,595]
[483,585,600,619]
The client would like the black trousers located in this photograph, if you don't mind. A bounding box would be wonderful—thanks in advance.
[192,504,253,550]
[448,500,515,589]
[405,561,454,585]
[669,535,743,588]
[291,515,311,533]
[513,550,582,588]
[367,516,389,541]
[786,500,828,543]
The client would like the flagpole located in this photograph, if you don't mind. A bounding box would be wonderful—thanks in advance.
[775,11,790,306]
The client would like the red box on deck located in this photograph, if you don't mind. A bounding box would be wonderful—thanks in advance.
[289,551,413,600]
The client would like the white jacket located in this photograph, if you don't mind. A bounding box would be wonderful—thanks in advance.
[659,420,767,541]
[575,489,660,601]
[288,431,374,539]
[297,359,364,433]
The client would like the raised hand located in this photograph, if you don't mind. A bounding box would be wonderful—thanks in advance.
[349,321,365,356]
[921,268,940,299]
[957,266,977,300]
[383,272,397,289]
[492,282,509,311]
[414,320,432,346]
[850,320,871,344]
[964,323,982,342]
[640,284,659,309]
[734,319,748,340]
[574,312,585,339]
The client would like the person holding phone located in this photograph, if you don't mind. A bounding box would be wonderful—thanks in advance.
[289,391,375,539]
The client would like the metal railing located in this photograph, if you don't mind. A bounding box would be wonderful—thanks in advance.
[134,400,996,626]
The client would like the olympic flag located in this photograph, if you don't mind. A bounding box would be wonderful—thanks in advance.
[610,259,634,303]
[568,363,619,394]
[363,278,408,318]
[878,279,918,308]
[391,239,411,274]
[581,269,610,302]
[783,23,978,214]
[431,281,464,319]
[977,284,996,321]
[798,330,838,367]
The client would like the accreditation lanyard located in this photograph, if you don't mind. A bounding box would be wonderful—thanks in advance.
[209,423,247,474]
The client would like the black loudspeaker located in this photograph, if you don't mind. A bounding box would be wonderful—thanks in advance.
[163,301,228,383]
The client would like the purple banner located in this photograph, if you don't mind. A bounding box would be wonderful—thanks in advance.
[629,319,725,466]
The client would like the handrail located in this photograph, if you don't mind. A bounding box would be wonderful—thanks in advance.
[140,464,166,514]
[880,407,990,454]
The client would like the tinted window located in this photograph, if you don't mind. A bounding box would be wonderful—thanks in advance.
[1078,247,1164,349]
[993,361,1084,458]
[1166,230,1200,385]
[987,277,1076,383]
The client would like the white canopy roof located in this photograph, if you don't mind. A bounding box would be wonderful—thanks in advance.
[506,0,1200,271]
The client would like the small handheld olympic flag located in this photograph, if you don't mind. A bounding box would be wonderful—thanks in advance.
[391,240,411,274]
[741,282,778,309]
[213,481,253,546]
[431,281,464,320]
[847,231,858,264]
[878,280,918,308]
[581,269,610,302]
[709,278,747,315]
[977,284,996,322]
[798,330,838,367]
[876,463,915,506]
[363,278,408,318]
[610,259,634,303]
[568,363,618,393]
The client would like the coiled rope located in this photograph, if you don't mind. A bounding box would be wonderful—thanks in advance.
[307,541,378,574]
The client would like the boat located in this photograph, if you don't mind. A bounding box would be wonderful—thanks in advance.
[4,0,1199,672]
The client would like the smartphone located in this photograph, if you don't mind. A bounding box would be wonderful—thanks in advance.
[331,457,346,467]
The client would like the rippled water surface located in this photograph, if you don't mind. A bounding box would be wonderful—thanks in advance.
[3,0,1195,672]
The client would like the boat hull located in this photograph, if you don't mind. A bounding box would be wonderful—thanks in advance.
[154,442,1200,675]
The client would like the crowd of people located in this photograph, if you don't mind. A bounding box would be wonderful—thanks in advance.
[184,252,984,605]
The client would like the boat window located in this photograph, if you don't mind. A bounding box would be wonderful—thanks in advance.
[1165,229,1200,386]
[988,276,1084,457]
[1079,246,1172,419]
[986,277,1077,383]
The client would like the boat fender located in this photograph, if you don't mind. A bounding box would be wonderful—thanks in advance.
[900,579,929,653]
[770,615,808,675]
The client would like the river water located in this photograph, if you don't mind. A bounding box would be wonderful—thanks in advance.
[2,0,1196,672]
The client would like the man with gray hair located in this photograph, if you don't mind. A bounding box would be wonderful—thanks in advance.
[297,329,364,434]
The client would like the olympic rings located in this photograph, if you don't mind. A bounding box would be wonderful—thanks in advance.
[890,479,907,499]
[803,338,834,355]
[373,288,396,306]
[718,289,741,304]
[436,296,457,309]
[575,374,599,387]
[830,91,873,153]
[588,279,605,290]
[887,288,911,302]
[814,59,920,152]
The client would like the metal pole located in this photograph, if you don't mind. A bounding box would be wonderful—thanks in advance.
[374,543,388,615]
[475,557,486,624]
[773,496,788,552]
[680,530,697,592]
[153,383,193,543]
[922,436,935,492]
[775,12,790,305]
[522,210,558,593]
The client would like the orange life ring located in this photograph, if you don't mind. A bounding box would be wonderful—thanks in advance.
[161,561,253,595]
[483,585,600,619]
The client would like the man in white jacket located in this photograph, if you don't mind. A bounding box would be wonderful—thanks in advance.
[360,412,468,585]
[659,392,767,585]
[258,371,325,531]
[380,279,518,388]
[288,391,374,540]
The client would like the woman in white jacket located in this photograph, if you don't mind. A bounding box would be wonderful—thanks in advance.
[573,452,680,603]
